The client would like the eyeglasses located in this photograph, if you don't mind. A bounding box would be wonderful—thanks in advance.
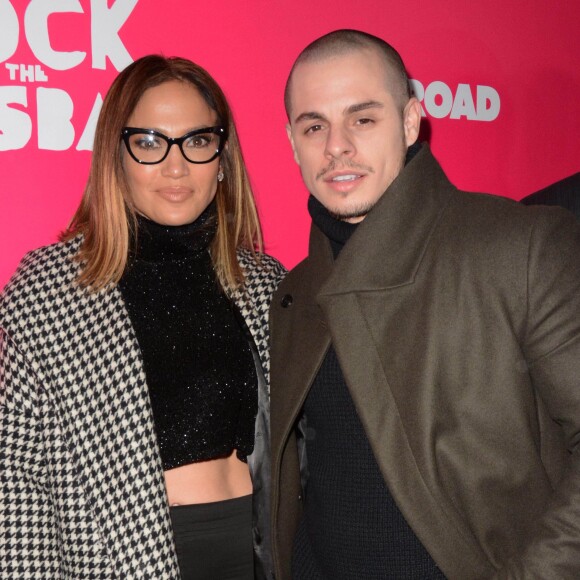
[121,126,226,165]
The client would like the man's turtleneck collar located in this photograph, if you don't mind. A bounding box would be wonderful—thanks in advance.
[130,199,217,264]
[308,196,358,258]
[308,142,422,258]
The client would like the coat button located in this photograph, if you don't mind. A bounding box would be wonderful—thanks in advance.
[281,294,293,308]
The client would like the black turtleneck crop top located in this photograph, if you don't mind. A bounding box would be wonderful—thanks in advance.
[118,203,258,470]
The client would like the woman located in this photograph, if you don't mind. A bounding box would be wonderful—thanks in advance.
[0,55,285,579]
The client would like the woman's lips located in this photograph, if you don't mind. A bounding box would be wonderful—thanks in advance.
[156,187,193,202]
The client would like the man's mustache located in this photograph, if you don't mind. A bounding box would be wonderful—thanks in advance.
[316,160,375,180]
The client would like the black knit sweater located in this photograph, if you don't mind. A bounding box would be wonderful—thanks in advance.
[118,203,257,471]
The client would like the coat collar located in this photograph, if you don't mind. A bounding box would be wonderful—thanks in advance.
[318,144,454,296]
[271,145,455,432]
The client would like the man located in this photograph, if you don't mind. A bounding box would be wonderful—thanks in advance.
[521,172,580,220]
[270,29,580,579]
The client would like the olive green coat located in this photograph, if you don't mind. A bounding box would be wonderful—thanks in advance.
[270,146,580,579]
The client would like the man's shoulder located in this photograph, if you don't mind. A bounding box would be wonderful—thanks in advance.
[447,187,575,235]
[434,188,580,280]
[407,144,571,233]
[446,186,518,213]
[279,252,310,273]
[273,255,311,292]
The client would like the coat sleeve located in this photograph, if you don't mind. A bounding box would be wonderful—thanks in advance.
[496,209,580,579]
[0,327,61,578]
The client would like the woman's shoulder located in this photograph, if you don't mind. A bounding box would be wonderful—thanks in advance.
[236,247,287,288]
[232,249,286,341]
[1,237,83,324]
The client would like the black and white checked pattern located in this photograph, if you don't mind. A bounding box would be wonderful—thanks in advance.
[0,237,285,579]
[234,248,286,389]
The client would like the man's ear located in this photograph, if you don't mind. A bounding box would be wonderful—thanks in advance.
[286,123,300,165]
[403,97,422,147]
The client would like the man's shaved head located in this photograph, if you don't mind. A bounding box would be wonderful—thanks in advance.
[284,29,412,119]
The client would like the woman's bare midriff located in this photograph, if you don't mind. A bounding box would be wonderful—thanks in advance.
[164,450,252,505]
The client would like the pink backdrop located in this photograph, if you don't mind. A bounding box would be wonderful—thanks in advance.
[1,1,579,288]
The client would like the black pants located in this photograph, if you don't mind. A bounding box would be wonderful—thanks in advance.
[170,494,254,580]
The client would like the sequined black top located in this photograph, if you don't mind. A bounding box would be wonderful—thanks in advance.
[118,204,258,470]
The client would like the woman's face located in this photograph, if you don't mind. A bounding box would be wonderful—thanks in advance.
[123,80,221,226]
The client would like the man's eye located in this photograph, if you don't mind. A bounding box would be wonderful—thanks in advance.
[356,117,374,125]
[185,134,213,148]
[305,124,323,135]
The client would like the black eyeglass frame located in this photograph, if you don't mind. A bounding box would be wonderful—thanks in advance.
[121,126,227,165]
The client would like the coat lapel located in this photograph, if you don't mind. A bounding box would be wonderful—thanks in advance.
[316,146,491,578]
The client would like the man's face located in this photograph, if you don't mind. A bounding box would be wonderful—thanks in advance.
[286,48,421,222]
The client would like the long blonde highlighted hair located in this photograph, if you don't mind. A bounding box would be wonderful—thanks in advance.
[62,55,262,293]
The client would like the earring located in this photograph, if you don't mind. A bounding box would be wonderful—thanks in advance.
[217,170,224,182]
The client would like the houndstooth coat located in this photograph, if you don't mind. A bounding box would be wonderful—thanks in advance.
[0,236,286,579]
